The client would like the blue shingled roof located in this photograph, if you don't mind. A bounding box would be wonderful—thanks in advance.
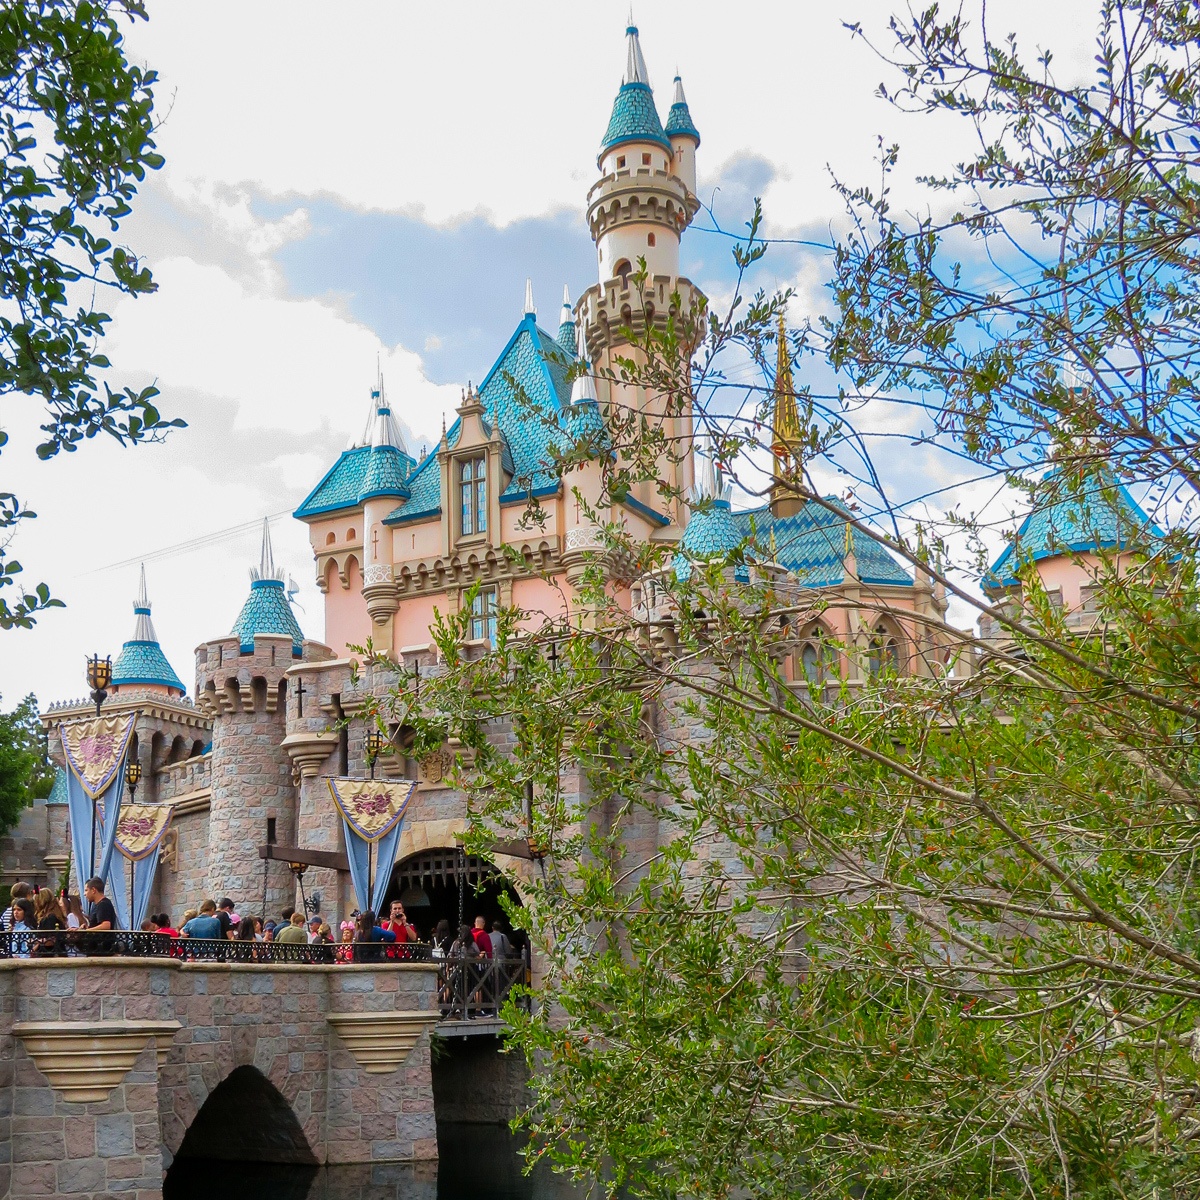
[665,100,700,144]
[557,318,576,353]
[295,445,374,519]
[600,82,672,160]
[47,767,68,807]
[673,497,912,588]
[112,632,185,694]
[988,467,1163,589]
[231,579,304,654]
[385,315,577,527]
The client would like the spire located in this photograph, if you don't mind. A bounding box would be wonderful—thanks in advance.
[523,277,537,319]
[356,374,407,452]
[570,322,598,406]
[132,563,155,642]
[665,73,701,145]
[623,23,650,86]
[251,518,285,584]
[690,434,730,505]
[769,316,804,519]
[557,284,576,352]
[111,564,185,695]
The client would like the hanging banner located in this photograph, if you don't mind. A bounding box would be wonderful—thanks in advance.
[328,779,414,842]
[60,713,136,895]
[327,779,416,914]
[106,805,173,931]
[61,714,137,799]
[113,805,173,861]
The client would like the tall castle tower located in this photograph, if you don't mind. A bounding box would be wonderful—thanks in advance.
[577,24,704,527]
[196,522,330,910]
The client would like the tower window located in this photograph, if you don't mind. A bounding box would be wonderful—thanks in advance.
[325,532,336,545]
[616,155,626,169]
[614,259,632,284]
[647,233,656,247]
[471,587,498,646]
[460,456,487,536]
[869,623,901,677]
[642,152,651,165]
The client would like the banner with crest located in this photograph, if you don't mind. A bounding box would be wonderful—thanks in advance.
[327,779,416,914]
[107,805,173,931]
[60,713,136,900]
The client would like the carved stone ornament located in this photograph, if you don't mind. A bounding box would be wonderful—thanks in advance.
[327,1010,441,1074]
[363,563,393,586]
[565,526,606,553]
[281,730,340,779]
[13,1019,181,1102]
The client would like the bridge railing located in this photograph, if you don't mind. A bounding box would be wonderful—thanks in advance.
[436,952,530,1021]
[0,930,433,964]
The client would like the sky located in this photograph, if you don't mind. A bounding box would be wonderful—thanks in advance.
[0,0,1100,708]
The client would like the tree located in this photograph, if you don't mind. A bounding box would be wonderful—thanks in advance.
[0,0,182,629]
[375,3,1200,1197]
[0,693,53,832]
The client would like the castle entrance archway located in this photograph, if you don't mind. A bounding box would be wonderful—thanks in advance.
[381,847,525,951]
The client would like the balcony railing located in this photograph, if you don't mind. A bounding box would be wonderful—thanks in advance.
[0,929,432,964]
[436,952,530,1021]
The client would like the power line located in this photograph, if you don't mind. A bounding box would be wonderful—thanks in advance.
[85,509,295,575]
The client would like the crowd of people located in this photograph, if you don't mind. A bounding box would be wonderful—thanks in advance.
[0,877,522,1001]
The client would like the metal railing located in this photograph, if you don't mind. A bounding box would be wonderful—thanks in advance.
[437,952,529,1020]
[0,929,432,964]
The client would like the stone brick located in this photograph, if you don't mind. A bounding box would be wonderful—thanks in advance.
[10,1161,56,1195]
[57,1157,107,1193]
[95,1113,134,1158]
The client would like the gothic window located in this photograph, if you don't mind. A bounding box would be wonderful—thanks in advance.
[799,625,830,684]
[460,456,487,536]
[868,622,902,678]
[471,587,498,646]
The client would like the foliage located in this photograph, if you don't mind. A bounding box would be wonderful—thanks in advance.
[368,2,1200,1197]
[0,0,183,629]
[0,693,53,834]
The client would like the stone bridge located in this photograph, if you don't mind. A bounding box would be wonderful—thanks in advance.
[0,956,441,1199]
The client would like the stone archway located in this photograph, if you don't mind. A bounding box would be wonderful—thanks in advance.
[171,1065,317,1165]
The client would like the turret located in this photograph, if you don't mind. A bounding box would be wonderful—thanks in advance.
[557,284,576,353]
[664,74,700,199]
[356,376,412,635]
[588,25,697,296]
[110,565,186,698]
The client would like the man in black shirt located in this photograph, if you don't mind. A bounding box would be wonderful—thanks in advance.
[83,877,118,954]
[216,897,237,938]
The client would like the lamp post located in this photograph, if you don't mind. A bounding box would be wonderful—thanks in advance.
[125,760,142,928]
[365,727,386,780]
[84,654,112,878]
[287,861,309,929]
[363,727,388,911]
[86,654,112,718]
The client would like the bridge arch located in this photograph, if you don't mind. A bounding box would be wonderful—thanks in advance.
[172,1064,317,1166]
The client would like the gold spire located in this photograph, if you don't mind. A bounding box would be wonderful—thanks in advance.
[769,315,804,518]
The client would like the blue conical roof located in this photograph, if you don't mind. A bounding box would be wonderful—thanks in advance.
[358,444,411,504]
[664,75,700,145]
[111,566,185,694]
[988,465,1164,589]
[674,499,746,582]
[47,767,68,807]
[231,521,305,654]
[599,26,672,162]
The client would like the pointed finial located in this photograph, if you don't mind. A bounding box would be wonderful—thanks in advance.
[561,284,572,319]
[131,563,157,641]
[260,517,275,576]
[524,277,537,318]
[673,74,687,105]
[135,563,149,611]
[570,322,599,407]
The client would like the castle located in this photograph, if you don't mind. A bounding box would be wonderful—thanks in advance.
[8,25,1156,931]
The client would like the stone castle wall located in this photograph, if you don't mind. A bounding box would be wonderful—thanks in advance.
[0,957,440,1199]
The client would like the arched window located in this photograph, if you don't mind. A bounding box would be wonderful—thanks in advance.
[799,624,831,684]
[325,531,336,546]
[346,527,357,542]
[869,622,902,678]
[614,259,632,285]
[647,232,656,247]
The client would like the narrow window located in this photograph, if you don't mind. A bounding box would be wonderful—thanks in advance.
[266,817,277,845]
[346,527,356,542]
[869,624,901,677]
[460,456,487,535]
[325,532,336,545]
[642,152,651,165]
[616,155,626,168]
[647,232,656,247]
[471,587,498,646]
